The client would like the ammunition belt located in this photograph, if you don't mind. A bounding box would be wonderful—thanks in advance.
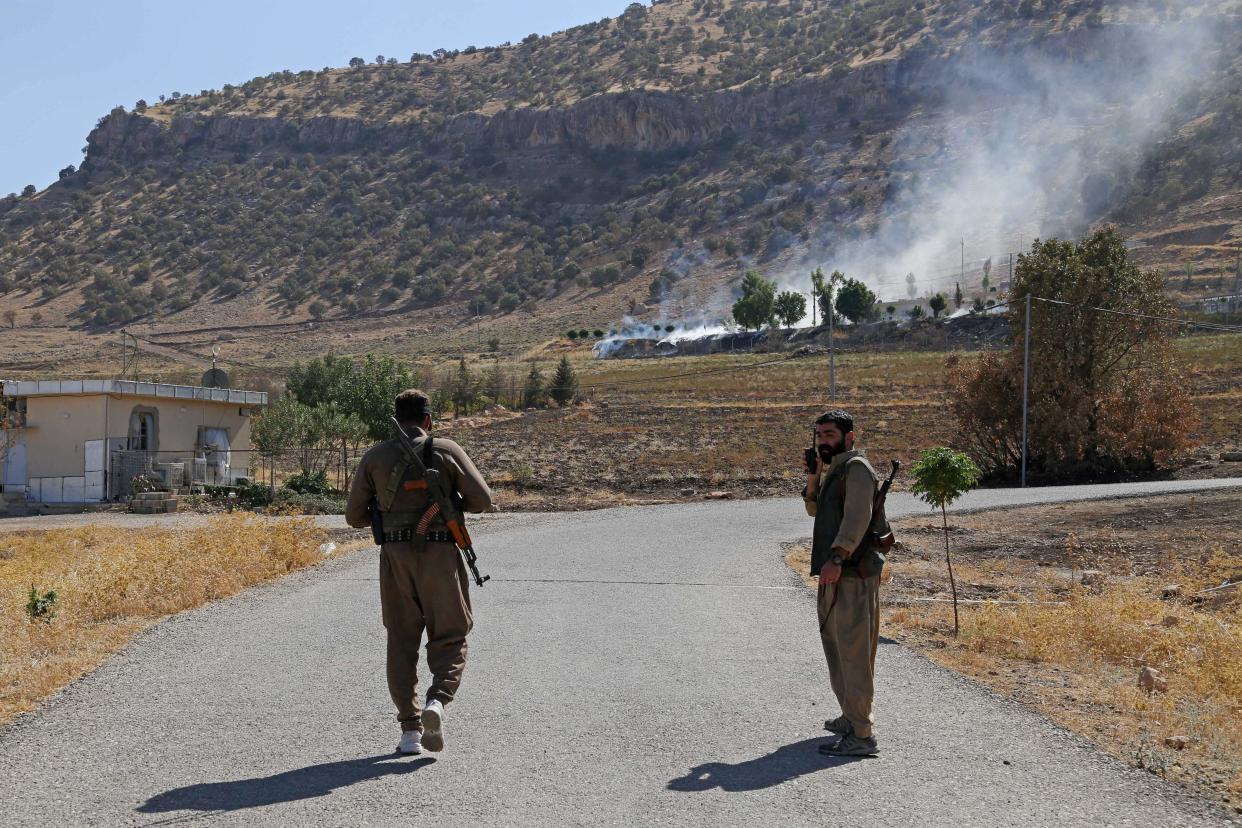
[382,529,453,544]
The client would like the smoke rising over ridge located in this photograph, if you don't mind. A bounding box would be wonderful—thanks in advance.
[807,16,1223,303]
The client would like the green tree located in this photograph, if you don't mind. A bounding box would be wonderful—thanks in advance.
[950,227,1196,481]
[954,282,963,309]
[773,290,807,328]
[731,270,777,331]
[910,447,980,636]
[907,304,925,321]
[287,354,415,439]
[928,293,947,319]
[522,364,546,408]
[835,277,877,324]
[549,356,578,406]
[449,357,478,416]
[816,269,844,323]
[253,396,367,479]
[810,267,826,325]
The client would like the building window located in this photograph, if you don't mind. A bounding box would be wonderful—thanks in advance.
[127,406,159,452]
[1,397,26,429]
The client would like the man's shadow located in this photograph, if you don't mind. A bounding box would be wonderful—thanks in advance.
[668,737,866,793]
[137,753,434,814]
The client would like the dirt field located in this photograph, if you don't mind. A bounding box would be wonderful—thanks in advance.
[436,339,1242,510]
[787,488,1242,814]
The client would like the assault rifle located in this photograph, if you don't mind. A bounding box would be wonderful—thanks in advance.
[872,459,900,551]
[390,416,490,587]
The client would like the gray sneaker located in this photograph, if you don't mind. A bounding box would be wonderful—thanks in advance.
[819,733,879,757]
[823,716,852,736]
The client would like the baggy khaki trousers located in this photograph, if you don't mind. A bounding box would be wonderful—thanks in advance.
[379,540,473,732]
[818,574,880,738]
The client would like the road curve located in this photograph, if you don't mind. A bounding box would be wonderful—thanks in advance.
[1,478,1239,826]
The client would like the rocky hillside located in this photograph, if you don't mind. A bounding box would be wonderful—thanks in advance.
[2,0,1242,356]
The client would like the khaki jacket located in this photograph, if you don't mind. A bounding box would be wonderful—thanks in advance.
[804,449,875,554]
[345,427,493,529]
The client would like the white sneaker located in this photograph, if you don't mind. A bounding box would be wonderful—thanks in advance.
[396,730,423,755]
[421,699,445,752]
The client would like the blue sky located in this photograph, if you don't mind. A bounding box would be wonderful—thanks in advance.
[0,0,628,196]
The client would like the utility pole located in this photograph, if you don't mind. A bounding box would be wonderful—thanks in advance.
[1021,293,1032,488]
[960,238,965,286]
[827,278,836,401]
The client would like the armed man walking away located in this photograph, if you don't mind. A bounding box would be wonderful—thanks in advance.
[346,389,493,756]
[802,409,896,758]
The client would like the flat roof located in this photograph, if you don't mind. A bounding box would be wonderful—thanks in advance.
[1,379,267,406]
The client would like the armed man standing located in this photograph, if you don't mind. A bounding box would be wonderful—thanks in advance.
[346,389,493,756]
[802,409,894,757]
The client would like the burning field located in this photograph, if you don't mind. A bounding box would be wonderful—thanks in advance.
[439,335,1241,510]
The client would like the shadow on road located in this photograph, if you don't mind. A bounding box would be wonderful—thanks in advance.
[136,753,434,814]
[667,737,865,792]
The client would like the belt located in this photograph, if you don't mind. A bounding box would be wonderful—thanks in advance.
[383,529,453,544]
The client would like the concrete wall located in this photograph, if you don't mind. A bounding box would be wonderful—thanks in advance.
[18,392,257,502]
[24,395,107,479]
[103,394,254,454]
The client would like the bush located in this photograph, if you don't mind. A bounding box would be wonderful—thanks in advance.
[235,479,273,507]
[131,473,163,494]
[282,470,334,496]
[950,228,1195,483]
[270,490,346,515]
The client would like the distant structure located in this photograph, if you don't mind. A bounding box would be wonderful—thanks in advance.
[0,379,266,514]
[1199,294,1242,315]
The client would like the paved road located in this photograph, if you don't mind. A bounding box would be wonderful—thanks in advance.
[1,479,1239,826]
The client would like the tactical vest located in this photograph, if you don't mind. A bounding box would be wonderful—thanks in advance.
[375,436,448,531]
[810,453,890,578]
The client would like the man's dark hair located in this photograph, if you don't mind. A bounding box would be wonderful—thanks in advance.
[395,389,431,423]
[815,409,854,434]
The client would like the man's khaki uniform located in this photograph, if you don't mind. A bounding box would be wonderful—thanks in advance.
[346,428,492,733]
[804,449,881,739]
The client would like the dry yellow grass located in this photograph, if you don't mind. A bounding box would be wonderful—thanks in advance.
[0,515,329,726]
[961,563,1242,776]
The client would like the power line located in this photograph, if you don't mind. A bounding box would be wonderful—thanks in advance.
[1031,296,1242,333]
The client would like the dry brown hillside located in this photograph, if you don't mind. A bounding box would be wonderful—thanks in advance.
[2,0,1242,371]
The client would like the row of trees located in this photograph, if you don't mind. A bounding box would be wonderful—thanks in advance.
[251,354,583,478]
[730,268,882,331]
[728,267,1008,332]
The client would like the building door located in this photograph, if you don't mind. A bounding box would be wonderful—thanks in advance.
[200,428,231,484]
[85,439,104,502]
[2,432,25,490]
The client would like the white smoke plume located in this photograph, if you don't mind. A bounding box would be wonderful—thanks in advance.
[599,11,1226,354]
[803,14,1222,302]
